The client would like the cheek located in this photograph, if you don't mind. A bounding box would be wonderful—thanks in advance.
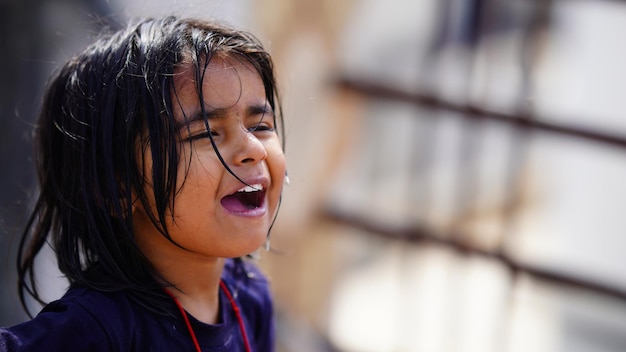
[167,154,223,219]
[267,146,287,181]
[270,157,287,205]
[182,151,222,186]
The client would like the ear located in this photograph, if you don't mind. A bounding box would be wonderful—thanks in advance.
[126,187,139,217]
[113,182,138,219]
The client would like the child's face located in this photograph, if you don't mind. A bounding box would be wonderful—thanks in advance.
[133,56,286,259]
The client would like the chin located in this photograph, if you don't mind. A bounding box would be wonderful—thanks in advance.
[232,232,268,256]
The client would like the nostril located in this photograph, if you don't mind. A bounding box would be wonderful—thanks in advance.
[236,134,267,165]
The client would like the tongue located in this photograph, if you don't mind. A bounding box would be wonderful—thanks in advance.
[221,192,260,212]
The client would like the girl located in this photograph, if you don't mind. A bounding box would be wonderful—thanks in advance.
[1,16,285,351]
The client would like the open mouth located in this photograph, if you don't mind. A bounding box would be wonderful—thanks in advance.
[220,184,266,212]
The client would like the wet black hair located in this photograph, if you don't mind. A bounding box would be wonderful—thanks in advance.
[17,16,283,317]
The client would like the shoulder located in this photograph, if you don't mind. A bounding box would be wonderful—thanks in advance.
[222,258,275,350]
[222,258,273,312]
[1,286,134,351]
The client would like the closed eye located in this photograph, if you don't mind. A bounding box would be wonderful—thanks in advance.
[185,130,219,142]
[248,123,274,133]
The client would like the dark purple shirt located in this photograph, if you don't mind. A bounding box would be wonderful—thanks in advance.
[1,259,274,351]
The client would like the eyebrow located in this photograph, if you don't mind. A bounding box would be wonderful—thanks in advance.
[247,103,275,118]
[177,102,274,131]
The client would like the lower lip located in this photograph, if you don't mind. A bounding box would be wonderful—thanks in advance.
[225,206,267,217]
[221,200,268,217]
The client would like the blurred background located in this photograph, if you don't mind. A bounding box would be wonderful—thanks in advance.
[2,0,626,351]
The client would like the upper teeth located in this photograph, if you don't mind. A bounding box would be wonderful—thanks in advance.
[238,184,263,193]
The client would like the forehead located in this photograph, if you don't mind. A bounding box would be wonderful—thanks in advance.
[172,55,265,112]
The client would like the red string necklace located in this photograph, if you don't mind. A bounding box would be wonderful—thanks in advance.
[164,280,252,352]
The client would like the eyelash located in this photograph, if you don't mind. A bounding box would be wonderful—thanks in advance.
[186,131,217,142]
[248,123,275,133]
[185,124,274,142]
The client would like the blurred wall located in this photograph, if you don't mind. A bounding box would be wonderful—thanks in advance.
[0,0,122,326]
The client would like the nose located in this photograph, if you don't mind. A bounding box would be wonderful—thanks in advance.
[233,131,267,165]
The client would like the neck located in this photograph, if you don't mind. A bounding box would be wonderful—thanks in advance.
[163,258,226,324]
[139,238,226,324]
[132,211,228,324]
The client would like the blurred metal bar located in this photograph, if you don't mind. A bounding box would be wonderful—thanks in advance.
[326,77,626,301]
[336,77,626,150]
[322,206,626,302]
